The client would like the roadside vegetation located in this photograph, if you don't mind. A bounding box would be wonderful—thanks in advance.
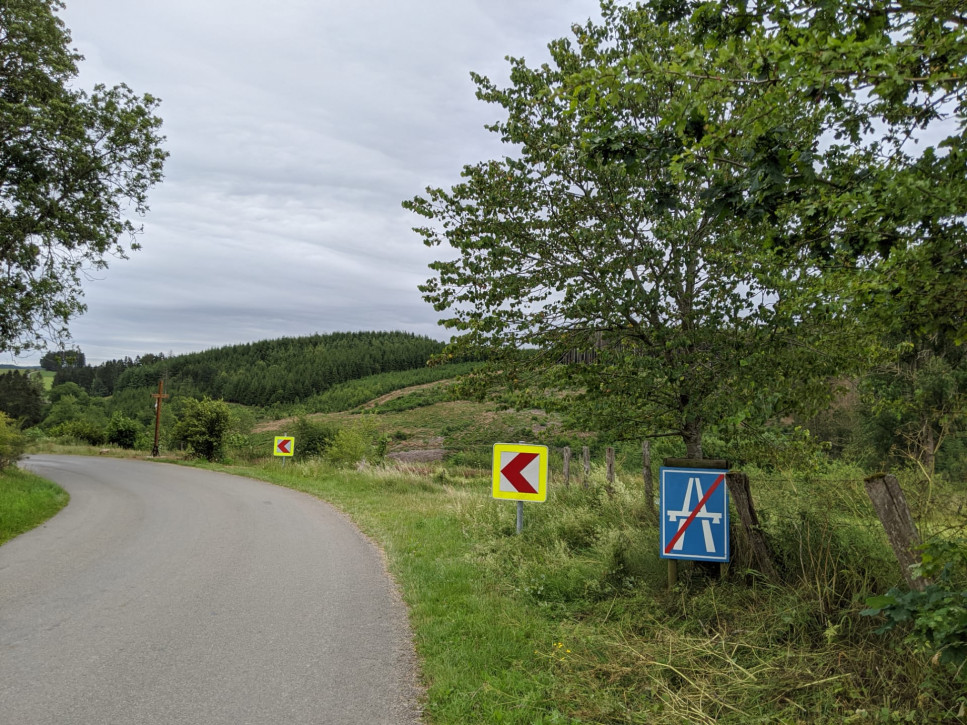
[188,453,964,724]
[0,468,69,546]
[6,356,967,721]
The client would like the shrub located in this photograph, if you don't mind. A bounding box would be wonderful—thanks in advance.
[325,418,386,467]
[292,417,339,460]
[0,411,26,469]
[106,412,141,449]
[48,419,106,446]
[171,397,232,461]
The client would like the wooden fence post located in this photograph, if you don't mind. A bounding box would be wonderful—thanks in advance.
[727,472,779,581]
[582,446,590,489]
[642,439,655,519]
[865,474,929,590]
[563,446,571,487]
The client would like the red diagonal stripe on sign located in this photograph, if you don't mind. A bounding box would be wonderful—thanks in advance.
[278,439,291,454]
[664,473,725,554]
[501,452,539,494]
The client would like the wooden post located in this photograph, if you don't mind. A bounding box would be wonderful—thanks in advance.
[582,446,591,489]
[151,379,169,457]
[563,446,572,487]
[605,446,615,495]
[642,439,655,519]
[727,472,779,581]
[865,474,929,590]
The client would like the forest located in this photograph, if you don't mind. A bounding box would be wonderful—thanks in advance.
[0,331,456,454]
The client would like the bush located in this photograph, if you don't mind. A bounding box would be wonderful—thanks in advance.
[0,411,26,469]
[48,419,106,446]
[292,417,339,460]
[106,412,141,449]
[325,418,386,467]
[171,397,232,461]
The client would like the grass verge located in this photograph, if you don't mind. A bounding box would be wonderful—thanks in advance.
[188,458,965,724]
[0,466,69,545]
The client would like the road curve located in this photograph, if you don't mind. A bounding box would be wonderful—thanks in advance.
[0,455,421,725]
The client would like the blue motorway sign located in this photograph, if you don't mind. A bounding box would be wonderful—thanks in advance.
[660,467,730,562]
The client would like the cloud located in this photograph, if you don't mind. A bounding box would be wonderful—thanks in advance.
[7,0,602,365]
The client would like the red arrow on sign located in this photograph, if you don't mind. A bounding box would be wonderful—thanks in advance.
[501,452,539,494]
[277,439,291,454]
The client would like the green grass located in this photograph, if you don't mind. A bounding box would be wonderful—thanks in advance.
[0,466,69,545]
[191,458,966,724]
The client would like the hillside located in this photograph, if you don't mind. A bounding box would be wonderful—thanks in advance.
[50,331,448,406]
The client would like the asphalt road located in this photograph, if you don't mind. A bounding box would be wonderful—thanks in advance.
[0,455,421,724]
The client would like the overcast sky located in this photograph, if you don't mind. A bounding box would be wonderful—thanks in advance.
[7,0,603,366]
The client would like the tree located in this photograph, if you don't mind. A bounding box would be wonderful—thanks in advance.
[0,0,167,353]
[39,349,84,371]
[0,370,45,426]
[405,5,846,457]
[570,1,966,344]
[171,397,231,462]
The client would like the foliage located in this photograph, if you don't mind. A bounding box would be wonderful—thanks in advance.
[0,411,26,469]
[0,370,45,426]
[291,417,338,461]
[0,0,167,353]
[216,458,964,722]
[112,332,446,407]
[863,538,967,671]
[39,349,85,371]
[571,1,966,346]
[0,466,68,544]
[170,397,232,462]
[405,3,851,458]
[325,418,386,468]
[304,361,479,414]
[859,337,967,477]
[106,412,141,450]
[46,418,105,446]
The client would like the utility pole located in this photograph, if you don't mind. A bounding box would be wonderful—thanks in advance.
[151,379,169,457]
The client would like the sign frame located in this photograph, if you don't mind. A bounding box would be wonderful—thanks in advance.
[273,436,295,457]
[491,443,548,502]
[660,467,730,562]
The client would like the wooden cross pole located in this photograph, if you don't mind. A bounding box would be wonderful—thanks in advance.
[151,379,169,457]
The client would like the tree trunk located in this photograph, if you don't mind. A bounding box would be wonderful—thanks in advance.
[683,420,703,459]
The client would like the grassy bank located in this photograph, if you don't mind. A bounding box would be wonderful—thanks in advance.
[0,466,69,545]
[200,458,965,723]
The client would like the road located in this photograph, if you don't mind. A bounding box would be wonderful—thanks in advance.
[0,456,421,724]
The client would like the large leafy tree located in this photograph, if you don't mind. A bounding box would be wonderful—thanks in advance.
[0,0,167,353]
[406,5,847,458]
[576,0,966,342]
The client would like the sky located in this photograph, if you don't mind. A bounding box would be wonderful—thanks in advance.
[7,0,604,366]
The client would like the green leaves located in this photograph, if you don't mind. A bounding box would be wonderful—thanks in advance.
[0,0,167,353]
[406,3,856,458]
[862,538,967,670]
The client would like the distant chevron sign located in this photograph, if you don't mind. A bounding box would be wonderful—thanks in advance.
[492,444,548,502]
